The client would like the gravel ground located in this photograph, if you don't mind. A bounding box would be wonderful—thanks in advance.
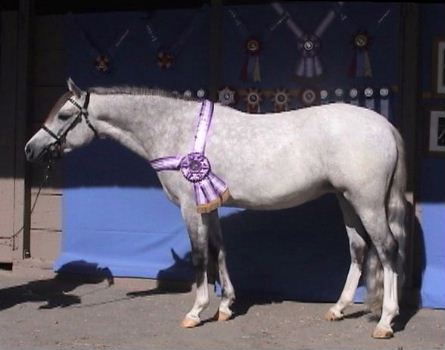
[0,261,443,350]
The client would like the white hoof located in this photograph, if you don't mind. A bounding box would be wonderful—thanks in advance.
[181,316,201,328]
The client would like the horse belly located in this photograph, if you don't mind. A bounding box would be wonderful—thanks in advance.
[222,162,331,210]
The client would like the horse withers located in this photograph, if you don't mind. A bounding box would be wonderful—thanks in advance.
[25,78,408,339]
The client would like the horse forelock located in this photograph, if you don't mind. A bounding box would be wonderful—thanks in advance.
[45,91,73,123]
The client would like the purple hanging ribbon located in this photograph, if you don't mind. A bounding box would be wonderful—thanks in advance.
[150,101,230,213]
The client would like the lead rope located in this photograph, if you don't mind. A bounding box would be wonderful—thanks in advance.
[0,161,53,249]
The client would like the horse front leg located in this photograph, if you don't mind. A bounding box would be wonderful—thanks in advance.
[208,211,235,321]
[180,205,211,328]
[325,195,368,320]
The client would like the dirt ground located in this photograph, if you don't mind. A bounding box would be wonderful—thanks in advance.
[0,260,443,350]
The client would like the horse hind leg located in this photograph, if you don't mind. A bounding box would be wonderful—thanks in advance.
[349,197,399,339]
[208,211,235,321]
[325,195,368,321]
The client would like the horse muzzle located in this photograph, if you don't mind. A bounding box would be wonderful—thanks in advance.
[25,141,63,163]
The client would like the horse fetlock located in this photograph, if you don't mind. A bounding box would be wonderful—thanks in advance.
[383,304,399,319]
[223,288,235,304]
[214,308,233,322]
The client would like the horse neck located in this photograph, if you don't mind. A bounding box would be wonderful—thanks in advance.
[90,93,199,161]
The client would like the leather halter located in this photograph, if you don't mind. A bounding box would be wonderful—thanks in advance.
[41,92,98,158]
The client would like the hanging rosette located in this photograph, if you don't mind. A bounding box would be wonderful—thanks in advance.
[183,90,193,99]
[69,14,136,74]
[227,8,287,83]
[296,34,322,78]
[320,89,329,104]
[299,87,320,107]
[349,30,373,78]
[272,2,342,79]
[156,49,174,69]
[218,86,237,106]
[94,55,110,73]
[379,87,390,119]
[244,88,263,113]
[339,6,393,78]
[334,88,344,102]
[196,89,206,100]
[271,89,291,112]
[348,88,359,105]
[143,8,205,70]
[364,87,375,110]
[240,38,262,82]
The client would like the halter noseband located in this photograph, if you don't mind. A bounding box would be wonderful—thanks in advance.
[41,92,98,158]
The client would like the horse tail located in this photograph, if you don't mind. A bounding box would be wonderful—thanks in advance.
[365,125,408,315]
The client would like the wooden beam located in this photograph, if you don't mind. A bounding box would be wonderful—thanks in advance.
[14,0,33,259]
[208,0,223,102]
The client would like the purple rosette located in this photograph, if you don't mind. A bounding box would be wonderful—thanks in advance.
[180,152,211,183]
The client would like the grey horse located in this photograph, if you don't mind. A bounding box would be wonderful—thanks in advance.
[25,79,407,339]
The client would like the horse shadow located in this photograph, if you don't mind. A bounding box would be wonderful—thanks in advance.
[127,250,194,298]
[0,261,113,311]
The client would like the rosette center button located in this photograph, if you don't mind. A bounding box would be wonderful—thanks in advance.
[180,153,211,182]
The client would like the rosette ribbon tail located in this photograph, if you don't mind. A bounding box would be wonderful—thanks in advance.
[363,51,372,77]
[253,55,261,82]
[195,173,230,214]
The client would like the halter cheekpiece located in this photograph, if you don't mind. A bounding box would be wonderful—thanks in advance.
[150,100,230,213]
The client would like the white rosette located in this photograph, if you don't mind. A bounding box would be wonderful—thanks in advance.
[349,88,359,105]
[334,88,344,102]
[218,87,236,106]
[320,89,329,105]
[379,87,390,119]
[196,89,206,100]
[364,87,375,110]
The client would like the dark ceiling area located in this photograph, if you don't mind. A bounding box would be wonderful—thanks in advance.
[0,0,287,15]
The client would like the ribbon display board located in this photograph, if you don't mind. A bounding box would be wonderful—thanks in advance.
[57,4,445,308]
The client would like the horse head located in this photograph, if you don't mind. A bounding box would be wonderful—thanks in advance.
[25,78,98,162]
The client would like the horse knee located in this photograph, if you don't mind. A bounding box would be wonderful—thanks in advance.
[350,238,367,266]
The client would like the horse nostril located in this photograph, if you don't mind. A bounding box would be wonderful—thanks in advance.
[25,145,33,159]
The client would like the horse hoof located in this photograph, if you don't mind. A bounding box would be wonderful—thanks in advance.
[181,316,200,328]
[324,309,343,321]
[213,310,232,322]
[372,326,394,339]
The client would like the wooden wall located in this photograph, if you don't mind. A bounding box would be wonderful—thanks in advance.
[28,15,66,262]
[0,12,19,262]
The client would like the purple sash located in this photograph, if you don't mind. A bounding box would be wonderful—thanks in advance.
[150,100,230,213]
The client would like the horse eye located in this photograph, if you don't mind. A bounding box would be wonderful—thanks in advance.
[58,113,72,120]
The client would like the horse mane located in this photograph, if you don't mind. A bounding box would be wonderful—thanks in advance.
[87,86,195,101]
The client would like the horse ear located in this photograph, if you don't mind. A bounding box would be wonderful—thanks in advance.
[67,77,83,98]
